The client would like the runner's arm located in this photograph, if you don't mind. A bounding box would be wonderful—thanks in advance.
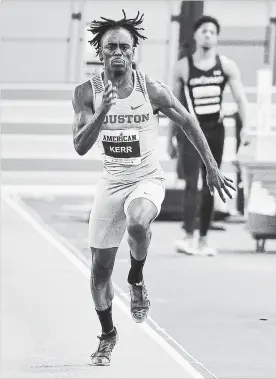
[221,56,249,135]
[146,75,218,172]
[72,82,106,155]
[167,62,183,142]
[72,80,116,155]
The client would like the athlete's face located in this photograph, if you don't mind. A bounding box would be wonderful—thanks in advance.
[99,28,135,74]
[194,22,218,50]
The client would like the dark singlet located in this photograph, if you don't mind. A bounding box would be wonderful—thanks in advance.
[184,54,228,128]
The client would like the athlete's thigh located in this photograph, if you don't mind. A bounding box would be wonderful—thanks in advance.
[124,180,165,225]
[89,179,129,249]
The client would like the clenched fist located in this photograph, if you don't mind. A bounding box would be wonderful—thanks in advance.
[101,80,117,112]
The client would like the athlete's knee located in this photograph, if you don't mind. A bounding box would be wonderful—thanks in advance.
[201,186,214,206]
[185,174,198,191]
[127,218,149,242]
[90,248,116,287]
[201,181,212,196]
[185,181,197,192]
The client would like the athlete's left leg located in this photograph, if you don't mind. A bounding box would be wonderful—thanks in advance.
[124,180,165,322]
[199,125,225,255]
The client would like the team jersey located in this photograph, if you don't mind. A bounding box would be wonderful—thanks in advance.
[184,54,228,127]
[90,70,165,182]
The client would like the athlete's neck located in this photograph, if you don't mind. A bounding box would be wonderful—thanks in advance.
[103,68,133,89]
[194,47,216,61]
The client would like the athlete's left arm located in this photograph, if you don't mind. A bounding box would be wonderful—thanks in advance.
[146,75,235,202]
[221,56,250,141]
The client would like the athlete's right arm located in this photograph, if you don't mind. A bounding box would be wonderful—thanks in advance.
[72,80,116,155]
[167,58,188,159]
[147,76,236,202]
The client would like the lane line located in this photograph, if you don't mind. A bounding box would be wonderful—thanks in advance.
[3,193,216,379]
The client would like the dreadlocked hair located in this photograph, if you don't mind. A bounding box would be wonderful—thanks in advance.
[88,10,147,55]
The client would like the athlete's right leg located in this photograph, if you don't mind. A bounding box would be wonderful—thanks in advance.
[88,179,128,366]
[90,247,117,314]
[175,134,201,254]
[183,166,200,236]
[89,247,120,366]
[198,126,225,256]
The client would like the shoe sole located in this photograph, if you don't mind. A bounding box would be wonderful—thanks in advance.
[132,316,146,323]
[131,310,149,323]
[90,334,118,366]
[91,360,111,366]
[176,247,195,255]
[177,248,217,257]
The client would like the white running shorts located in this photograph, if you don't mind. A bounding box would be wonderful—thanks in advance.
[88,177,165,249]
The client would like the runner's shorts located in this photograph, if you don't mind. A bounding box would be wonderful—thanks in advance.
[89,177,165,248]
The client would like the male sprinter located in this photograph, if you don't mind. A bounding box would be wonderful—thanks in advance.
[72,11,235,366]
[168,15,249,256]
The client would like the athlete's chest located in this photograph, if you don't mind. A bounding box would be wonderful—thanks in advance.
[189,66,225,87]
[99,95,150,166]
[101,95,152,130]
[116,85,133,99]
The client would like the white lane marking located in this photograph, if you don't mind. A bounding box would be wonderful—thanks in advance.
[112,284,220,378]
[3,193,213,379]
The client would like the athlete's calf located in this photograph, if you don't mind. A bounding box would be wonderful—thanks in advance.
[125,198,154,321]
[90,247,117,312]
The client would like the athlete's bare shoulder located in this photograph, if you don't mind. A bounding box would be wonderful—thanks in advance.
[145,74,175,110]
[72,80,94,137]
[174,56,189,83]
[72,80,94,113]
[219,55,240,78]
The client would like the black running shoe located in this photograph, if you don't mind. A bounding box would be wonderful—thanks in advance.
[90,327,118,366]
[129,281,150,323]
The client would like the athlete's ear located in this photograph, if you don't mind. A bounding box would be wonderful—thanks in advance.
[98,48,104,62]
[132,48,135,61]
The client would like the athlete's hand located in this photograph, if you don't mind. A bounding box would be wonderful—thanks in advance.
[218,109,225,123]
[101,80,117,112]
[240,128,252,146]
[167,140,178,159]
[206,166,236,203]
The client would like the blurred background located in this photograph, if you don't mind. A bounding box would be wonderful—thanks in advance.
[1,0,276,85]
[1,2,276,378]
[1,0,276,234]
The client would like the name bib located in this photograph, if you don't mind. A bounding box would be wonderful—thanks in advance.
[101,128,141,165]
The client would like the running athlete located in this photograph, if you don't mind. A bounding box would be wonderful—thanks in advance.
[72,11,235,366]
[168,15,249,256]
